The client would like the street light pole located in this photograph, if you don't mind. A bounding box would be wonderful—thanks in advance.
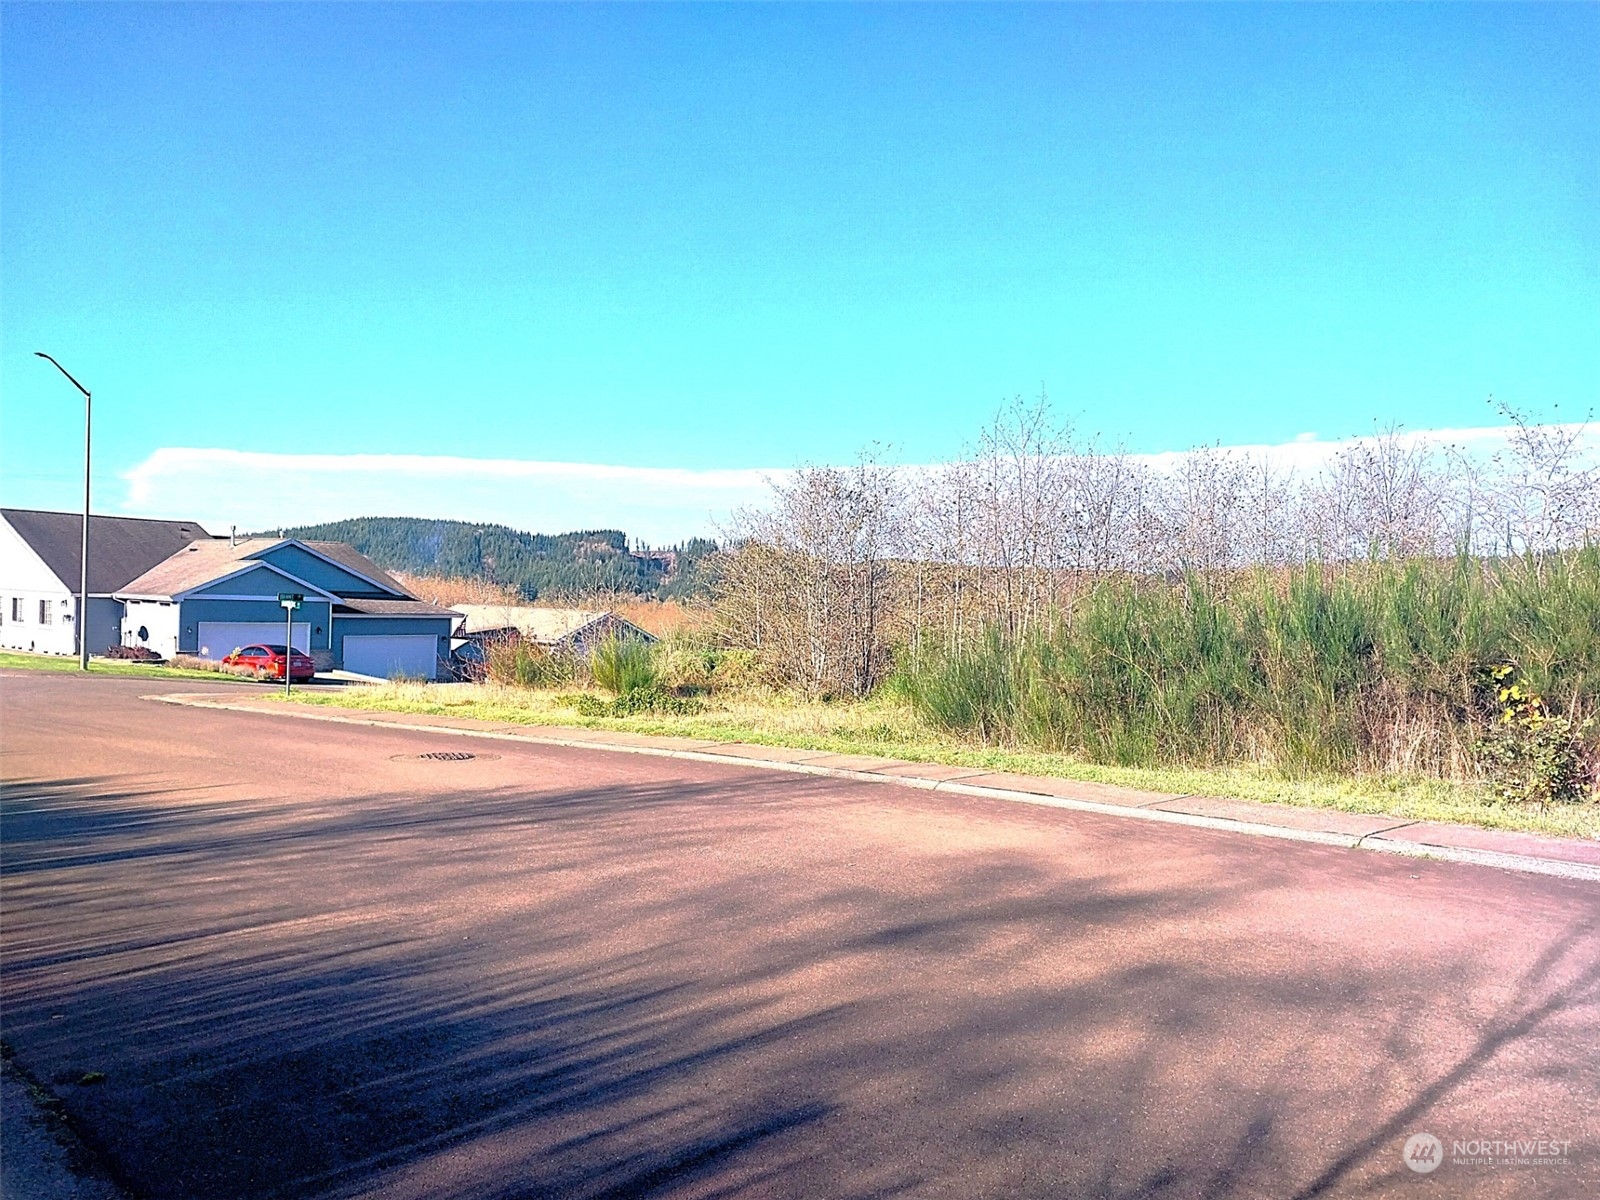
[34,352,93,672]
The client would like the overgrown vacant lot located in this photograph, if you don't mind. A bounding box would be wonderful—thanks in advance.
[279,681,1600,839]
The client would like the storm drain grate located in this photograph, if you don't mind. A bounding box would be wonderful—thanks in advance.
[390,750,500,763]
[390,750,500,762]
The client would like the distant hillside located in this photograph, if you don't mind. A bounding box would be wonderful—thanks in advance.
[273,517,716,601]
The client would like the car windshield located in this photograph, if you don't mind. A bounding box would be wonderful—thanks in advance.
[260,645,291,655]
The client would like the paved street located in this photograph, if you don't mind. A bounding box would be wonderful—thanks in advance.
[2,671,1596,1199]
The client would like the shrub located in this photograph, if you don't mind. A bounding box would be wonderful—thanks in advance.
[610,684,702,716]
[171,654,230,673]
[565,685,702,718]
[483,637,574,688]
[898,625,1024,745]
[650,631,763,695]
[590,635,658,696]
[1475,667,1596,805]
[103,645,163,662]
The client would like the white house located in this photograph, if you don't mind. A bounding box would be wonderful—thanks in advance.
[0,509,210,657]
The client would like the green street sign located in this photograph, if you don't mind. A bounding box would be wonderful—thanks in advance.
[278,592,304,608]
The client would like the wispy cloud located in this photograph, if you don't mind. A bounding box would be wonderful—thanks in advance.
[1127,422,1597,475]
[123,449,786,544]
[122,423,1595,542]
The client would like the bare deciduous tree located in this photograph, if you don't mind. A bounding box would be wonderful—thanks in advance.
[713,396,1595,692]
[717,456,905,698]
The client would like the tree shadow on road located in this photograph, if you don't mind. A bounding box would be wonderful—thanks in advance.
[1,768,1596,1200]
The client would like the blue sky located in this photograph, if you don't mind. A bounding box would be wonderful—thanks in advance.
[3,3,1595,539]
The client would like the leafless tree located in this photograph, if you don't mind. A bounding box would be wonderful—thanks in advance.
[717,455,905,698]
[1482,399,1599,557]
[1150,444,1252,575]
[1309,426,1449,561]
[714,396,1595,692]
[967,392,1076,634]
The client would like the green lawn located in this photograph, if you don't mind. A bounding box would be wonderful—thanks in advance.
[275,680,1600,840]
[0,650,255,683]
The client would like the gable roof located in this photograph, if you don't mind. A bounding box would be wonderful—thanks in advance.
[453,604,656,644]
[117,540,342,600]
[117,536,419,602]
[2,508,211,594]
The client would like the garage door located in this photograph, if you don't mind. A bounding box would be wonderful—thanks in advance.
[342,635,440,680]
[197,622,310,660]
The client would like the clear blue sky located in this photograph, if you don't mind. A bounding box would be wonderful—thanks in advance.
[2,3,1595,529]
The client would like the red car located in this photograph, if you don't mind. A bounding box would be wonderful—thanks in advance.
[223,644,316,682]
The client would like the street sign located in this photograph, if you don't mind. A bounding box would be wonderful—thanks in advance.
[279,594,305,695]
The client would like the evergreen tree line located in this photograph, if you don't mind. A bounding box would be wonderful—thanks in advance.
[272,516,718,601]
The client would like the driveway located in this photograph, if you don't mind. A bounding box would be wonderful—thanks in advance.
[1,671,1595,1198]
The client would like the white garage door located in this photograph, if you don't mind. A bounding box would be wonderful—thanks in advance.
[197,622,310,660]
[342,634,440,680]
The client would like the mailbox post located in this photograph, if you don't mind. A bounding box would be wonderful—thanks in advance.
[278,592,303,696]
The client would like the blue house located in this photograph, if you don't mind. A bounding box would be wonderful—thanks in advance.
[117,537,458,679]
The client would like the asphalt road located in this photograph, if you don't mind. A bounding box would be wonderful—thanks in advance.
[1,672,1596,1200]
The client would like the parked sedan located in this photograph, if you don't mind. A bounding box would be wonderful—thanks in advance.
[222,644,316,682]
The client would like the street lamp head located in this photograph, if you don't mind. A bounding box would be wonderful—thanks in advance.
[35,352,91,399]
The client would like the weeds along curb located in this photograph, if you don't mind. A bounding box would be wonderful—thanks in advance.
[146,693,1600,885]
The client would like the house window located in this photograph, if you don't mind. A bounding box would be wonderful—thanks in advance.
[39,600,53,625]
[10,598,20,622]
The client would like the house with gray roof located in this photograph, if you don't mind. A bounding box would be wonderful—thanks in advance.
[452,605,656,654]
[118,536,459,679]
[1,508,210,657]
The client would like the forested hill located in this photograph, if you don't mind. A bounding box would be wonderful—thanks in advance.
[272,517,715,600]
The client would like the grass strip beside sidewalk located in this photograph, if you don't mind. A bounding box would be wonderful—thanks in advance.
[0,650,255,683]
[274,681,1600,840]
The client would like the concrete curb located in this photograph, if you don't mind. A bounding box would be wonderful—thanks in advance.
[147,693,1600,885]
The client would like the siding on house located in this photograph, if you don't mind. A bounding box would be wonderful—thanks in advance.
[251,543,396,598]
[179,598,335,657]
[122,599,183,661]
[1,517,77,655]
[189,563,317,600]
[85,597,124,656]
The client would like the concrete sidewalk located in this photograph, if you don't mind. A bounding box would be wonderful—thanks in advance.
[153,691,1600,883]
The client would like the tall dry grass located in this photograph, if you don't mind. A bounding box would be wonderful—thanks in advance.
[393,572,524,608]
